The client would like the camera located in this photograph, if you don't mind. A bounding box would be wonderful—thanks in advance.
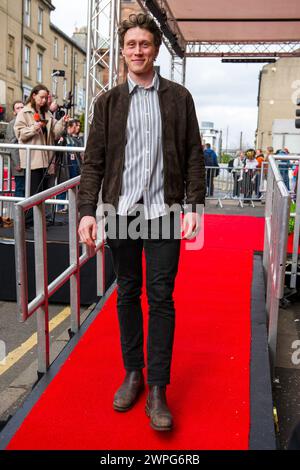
[54,106,66,120]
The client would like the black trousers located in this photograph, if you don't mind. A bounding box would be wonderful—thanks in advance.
[106,213,181,385]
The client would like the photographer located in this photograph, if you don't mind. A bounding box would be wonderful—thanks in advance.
[14,84,69,227]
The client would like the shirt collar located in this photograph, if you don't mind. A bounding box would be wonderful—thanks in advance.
[127,71,159,94]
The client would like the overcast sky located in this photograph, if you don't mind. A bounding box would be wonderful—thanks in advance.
[52,0,262,149]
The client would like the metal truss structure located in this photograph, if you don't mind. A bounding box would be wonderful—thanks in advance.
[85,0,121,133]
[170,54,186,86]
[185,41,300,58]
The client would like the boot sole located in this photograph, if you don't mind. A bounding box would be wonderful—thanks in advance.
[145,404,173,432]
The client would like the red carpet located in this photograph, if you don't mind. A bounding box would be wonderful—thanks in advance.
[6,215,265,450]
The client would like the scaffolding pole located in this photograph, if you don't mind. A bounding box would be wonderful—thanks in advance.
[85,0,121,141]
[170,53,186,86]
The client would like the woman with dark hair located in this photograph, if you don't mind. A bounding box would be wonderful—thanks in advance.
[14,84,68,227]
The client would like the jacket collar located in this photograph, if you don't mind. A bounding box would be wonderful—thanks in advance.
[119,74,170,95]
[23,104,35,113]
[127,71,160,94]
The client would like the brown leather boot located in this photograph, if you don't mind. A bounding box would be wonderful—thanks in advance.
[145,386,173,431]
[113,370,144,412]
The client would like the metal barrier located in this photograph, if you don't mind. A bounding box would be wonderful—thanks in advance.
[263,155,291,371]
[13,176,104,374]
[205,165,264,207]
[263,156,300,293]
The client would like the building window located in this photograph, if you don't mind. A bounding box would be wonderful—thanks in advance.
[64,45,68,66]
[37,53,43,82]
[74,52,78,72]
[24,0,31,28]
[63,78,67,99]
[38,8,43,35]
[54,37,58,59]
[24,45,31,77]
[7,35,15,70]
[83,59,87,78]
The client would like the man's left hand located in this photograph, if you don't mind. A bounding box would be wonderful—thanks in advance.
[182,212,201,240]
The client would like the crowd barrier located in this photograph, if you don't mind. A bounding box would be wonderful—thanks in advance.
[205,164,266,207]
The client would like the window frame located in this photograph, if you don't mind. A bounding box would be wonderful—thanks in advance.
[37,52,43,83]
[24,44,31,78]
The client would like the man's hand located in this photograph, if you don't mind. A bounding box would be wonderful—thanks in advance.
[78,216,97,248]
[182,212,201,240]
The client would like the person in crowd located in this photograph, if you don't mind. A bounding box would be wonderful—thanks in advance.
[78,13,205,431]
[232,151,244,198]
[14,84,69,227]
[263,146,273,178]
[5,101,25,198]
[239,149,258,203]
[204,143,219,197]
[68,119,84,174]
[276,148,290,190]
[255,150,265,198]
[73,119,84,145]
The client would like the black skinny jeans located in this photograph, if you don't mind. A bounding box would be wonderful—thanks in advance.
[106,213,181,386]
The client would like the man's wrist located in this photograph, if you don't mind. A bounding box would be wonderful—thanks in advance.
[183,202,205,214]
[79,204,96,221]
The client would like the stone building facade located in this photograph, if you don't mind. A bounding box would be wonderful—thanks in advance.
[256,57,300,150]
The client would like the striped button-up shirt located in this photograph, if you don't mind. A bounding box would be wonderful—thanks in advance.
[117,72,166,220]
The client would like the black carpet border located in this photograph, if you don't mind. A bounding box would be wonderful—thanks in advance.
[249,254,276,449]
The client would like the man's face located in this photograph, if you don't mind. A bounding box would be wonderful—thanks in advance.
[14,102,24,115]
[122,27,159,76]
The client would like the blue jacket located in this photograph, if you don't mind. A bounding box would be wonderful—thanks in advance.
[204,148,219,167]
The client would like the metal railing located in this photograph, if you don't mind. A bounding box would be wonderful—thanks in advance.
[263,155,291,371]
[13,176,104,374]
[263,156,300,292]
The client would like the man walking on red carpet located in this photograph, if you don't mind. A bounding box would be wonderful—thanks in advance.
[78,13,205,431]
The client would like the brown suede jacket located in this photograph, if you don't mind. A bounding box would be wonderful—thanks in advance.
[78,75,205,219]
